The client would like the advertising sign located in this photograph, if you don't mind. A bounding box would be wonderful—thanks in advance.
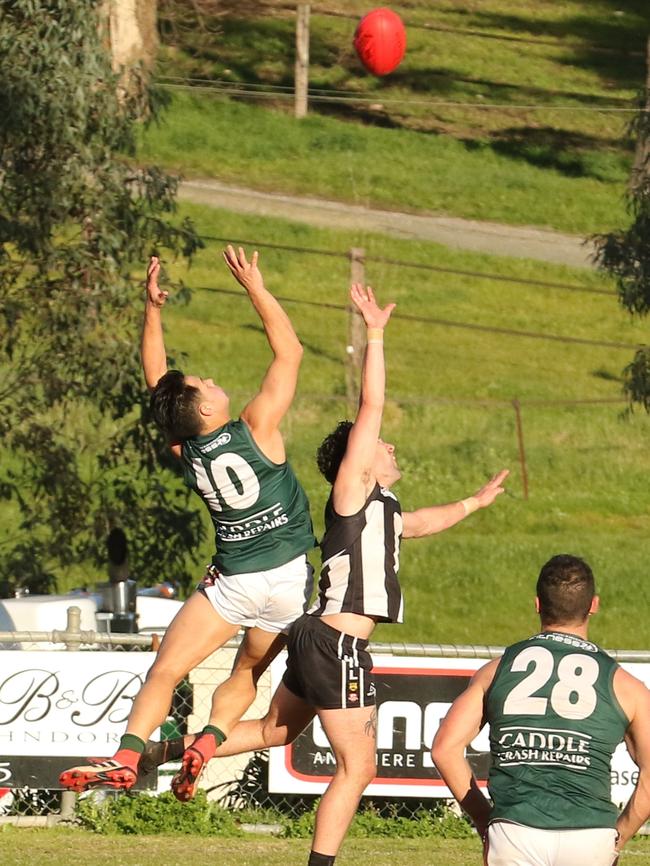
[269,653,650,804]
[0,651,158,789]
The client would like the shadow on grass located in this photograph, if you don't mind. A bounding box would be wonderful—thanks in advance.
[454,0,648,47]
[457,1,648,92]
[385,65,638,107]
[481,127,632,181]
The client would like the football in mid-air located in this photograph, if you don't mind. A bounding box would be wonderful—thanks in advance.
[353,7,406,77]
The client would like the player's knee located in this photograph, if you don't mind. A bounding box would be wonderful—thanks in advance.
[231,651,269,683]
[337,753,376,786]
[145,659,186,688]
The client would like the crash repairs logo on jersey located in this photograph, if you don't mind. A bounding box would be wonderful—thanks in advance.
[494,726,592,770]
[286,666,490,785]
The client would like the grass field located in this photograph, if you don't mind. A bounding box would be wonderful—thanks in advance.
[6,3,650,651]
[4,828,650,866]
[135,201,650,650]
[140,0,650,233]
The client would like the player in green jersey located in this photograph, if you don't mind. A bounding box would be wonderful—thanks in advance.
[60,246,316,794]
[432,554,650,866]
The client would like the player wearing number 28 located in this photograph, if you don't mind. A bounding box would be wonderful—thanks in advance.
[59,246,316,794]
[432,554,650,866]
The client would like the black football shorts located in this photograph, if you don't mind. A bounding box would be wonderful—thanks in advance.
[282,613,376,710]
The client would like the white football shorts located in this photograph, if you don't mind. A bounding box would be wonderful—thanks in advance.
[485,821,619,866]
[198,554,314,634]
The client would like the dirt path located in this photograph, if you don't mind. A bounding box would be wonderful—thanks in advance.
[178,177,596,269]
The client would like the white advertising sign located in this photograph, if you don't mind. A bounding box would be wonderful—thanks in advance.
[0,651,157,757]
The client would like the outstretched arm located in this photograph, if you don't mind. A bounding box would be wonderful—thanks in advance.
[431,660,498,838]
[223,246,303,449]
[140,256,169,391]
[332,284,396,516]
[402,469,509,539]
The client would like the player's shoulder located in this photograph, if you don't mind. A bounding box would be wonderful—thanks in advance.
[472,657,501,691]
[612,665,650,727]
[613,665,650,699]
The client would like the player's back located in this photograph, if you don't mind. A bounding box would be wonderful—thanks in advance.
[181,418,315,574]
[485,630,629,830]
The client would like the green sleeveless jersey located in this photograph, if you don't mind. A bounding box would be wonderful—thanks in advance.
[486,631,629,830]
[181,419,316,575]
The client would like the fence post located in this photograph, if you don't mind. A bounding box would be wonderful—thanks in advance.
[346,248,366,413]
[294,4,310,118]
[59,605,82,820]
[512,398,529,501]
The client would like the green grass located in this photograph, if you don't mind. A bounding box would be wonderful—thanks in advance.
[4,828,650,866]
[143,0,650,233]
[139,93,629,234]
[144,202,650,650]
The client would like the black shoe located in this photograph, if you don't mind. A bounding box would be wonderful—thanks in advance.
[139,737,186,776]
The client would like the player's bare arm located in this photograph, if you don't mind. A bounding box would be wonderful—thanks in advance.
[431,659,499,837]
[613,670,650,851]
[402,468,509,538]
[141,255,169,391]
[223,245,303,456]
[332,284,395,516]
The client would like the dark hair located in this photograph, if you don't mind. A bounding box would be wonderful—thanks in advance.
[150,370,202,441]
[316,420,353,484]
[536,554,595,625]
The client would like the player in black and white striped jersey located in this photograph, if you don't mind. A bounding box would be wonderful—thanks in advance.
[271,284,508,866]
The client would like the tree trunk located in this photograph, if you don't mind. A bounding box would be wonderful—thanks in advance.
[103,0,159,71]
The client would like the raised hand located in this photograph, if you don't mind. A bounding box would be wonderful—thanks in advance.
[223,245,265,295]
[350,283,396,330]
[146,256,168,308]
[473,469,510,509]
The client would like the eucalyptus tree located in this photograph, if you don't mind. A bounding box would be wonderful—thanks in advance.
[594,36,650,409]
[0,0,204,594]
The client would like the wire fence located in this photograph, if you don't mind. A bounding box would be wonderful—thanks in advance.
[1,610,649,826]
[157,76,647,115]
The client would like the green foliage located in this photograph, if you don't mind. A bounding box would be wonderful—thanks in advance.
[76,789,243,836]
[0,0,204,594]
[281,801,473,840]
[623,346,650,410]
[593,49,650,409]
[76,792,472,840]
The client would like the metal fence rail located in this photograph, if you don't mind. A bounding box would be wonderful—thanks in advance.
[1,608,648,825]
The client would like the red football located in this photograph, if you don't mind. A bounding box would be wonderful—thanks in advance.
[353,7,406,77]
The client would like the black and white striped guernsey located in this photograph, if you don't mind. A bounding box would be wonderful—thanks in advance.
[309,482,404,623]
